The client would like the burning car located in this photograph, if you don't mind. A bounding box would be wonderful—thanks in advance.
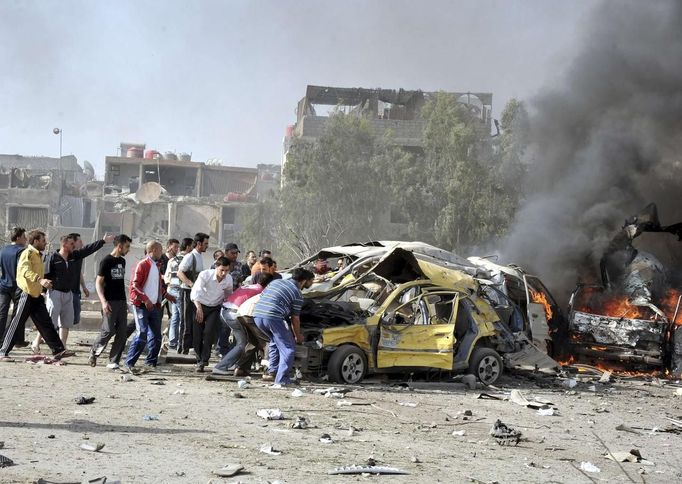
[567,204,682,373]
[295,248,558,384]
[467,256,568,358]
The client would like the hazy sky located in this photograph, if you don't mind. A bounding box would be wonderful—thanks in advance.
[0,0,595,177]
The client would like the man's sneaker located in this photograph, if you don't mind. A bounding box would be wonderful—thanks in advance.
[123,364,139,375]
[106,362,120,370]
[261,373,275,382]
[211,367,230,376]
[270,383,284,389]
[88,355,97,367]
[234,368,250,377]
[195,363,205,373]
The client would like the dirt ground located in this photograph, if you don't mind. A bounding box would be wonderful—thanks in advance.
[1,329,682,484]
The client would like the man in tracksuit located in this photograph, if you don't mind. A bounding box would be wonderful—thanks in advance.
[0,230,74,361]
[252,268,314,387]
[125,240,174,372]
[0,227,27,344]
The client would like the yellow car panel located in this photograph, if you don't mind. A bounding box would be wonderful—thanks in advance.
[377,323,455,369]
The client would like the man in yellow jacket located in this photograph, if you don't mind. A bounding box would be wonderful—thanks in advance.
[0,230,74,361]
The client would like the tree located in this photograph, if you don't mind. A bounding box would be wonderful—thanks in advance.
[261,112,408,261]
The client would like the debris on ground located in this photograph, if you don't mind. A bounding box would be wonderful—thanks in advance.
[509,390,554,411]
[579,462,600,473]
[0,454,14,468]
[237,380,250,389]
[490,420,522,446]
[142,415,159,421]
[452,430,466,437]
[291,416,309,429]
[259,443,282,455]
[605,449,653,465]
[537,408,556,416]
[80,442,105,452]
[257,408,283,420]
[328,465,409,475]
[213,463,244,477]
[562,379,578,389]
[319,433,333,444]
[399,402,418,407]
[291,389,304,397]
[75,396,96,405]
[119,374,134,382]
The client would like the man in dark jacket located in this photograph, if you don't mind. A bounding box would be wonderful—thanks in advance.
[0,227,27,344]
[35,232,114,351]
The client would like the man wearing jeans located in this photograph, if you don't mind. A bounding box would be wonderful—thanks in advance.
[252,268,314,387]
[125,241,174,372]
[164,237,191,350]
[211,272,274,377]
[190,257,232,372]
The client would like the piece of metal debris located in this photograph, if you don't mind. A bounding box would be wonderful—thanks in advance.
[80,443,105,452]
[75,396,96,405]
[328,465,409,476]
[490,419,522,446]
[0,454,14,468]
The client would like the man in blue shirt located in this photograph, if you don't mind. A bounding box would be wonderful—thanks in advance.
[253,268,314,386]
[0,227,27,344]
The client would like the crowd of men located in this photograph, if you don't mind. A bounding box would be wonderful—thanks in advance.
[0,227,315,388]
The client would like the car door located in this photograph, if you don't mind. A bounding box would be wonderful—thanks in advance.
[376,291,458,370]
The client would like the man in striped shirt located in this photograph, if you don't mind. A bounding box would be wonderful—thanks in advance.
[253,268,314,386]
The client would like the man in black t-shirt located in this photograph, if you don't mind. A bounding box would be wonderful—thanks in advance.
[88,234,132,369]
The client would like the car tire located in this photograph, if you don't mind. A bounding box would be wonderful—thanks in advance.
[468,347,503,385]
[327,345,368,384]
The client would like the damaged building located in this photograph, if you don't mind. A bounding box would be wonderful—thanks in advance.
[281,85,493,233]
[0,146,279,280]
[103,143,278,246]
[0,154,97,245]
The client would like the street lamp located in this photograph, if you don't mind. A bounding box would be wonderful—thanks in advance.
[53,127,62,158]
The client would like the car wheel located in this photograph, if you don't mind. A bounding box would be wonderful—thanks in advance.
[468,347,503,385]
[327,345,368,384]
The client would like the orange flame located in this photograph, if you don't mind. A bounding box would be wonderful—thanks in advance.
[529,287,553,321]
[660,289,682,326]
[574,287,650,320]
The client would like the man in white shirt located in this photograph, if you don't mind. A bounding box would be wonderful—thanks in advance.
[190,256,233,372]
[177,232,209,354]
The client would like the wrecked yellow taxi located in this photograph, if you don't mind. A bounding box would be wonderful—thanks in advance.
[295,249,548,384]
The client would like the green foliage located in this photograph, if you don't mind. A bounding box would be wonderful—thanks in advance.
[240,96,530,262]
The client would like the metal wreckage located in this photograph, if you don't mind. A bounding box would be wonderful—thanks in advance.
[286,203,682,385]
[286,241,562,385]
[567,203,682,375]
